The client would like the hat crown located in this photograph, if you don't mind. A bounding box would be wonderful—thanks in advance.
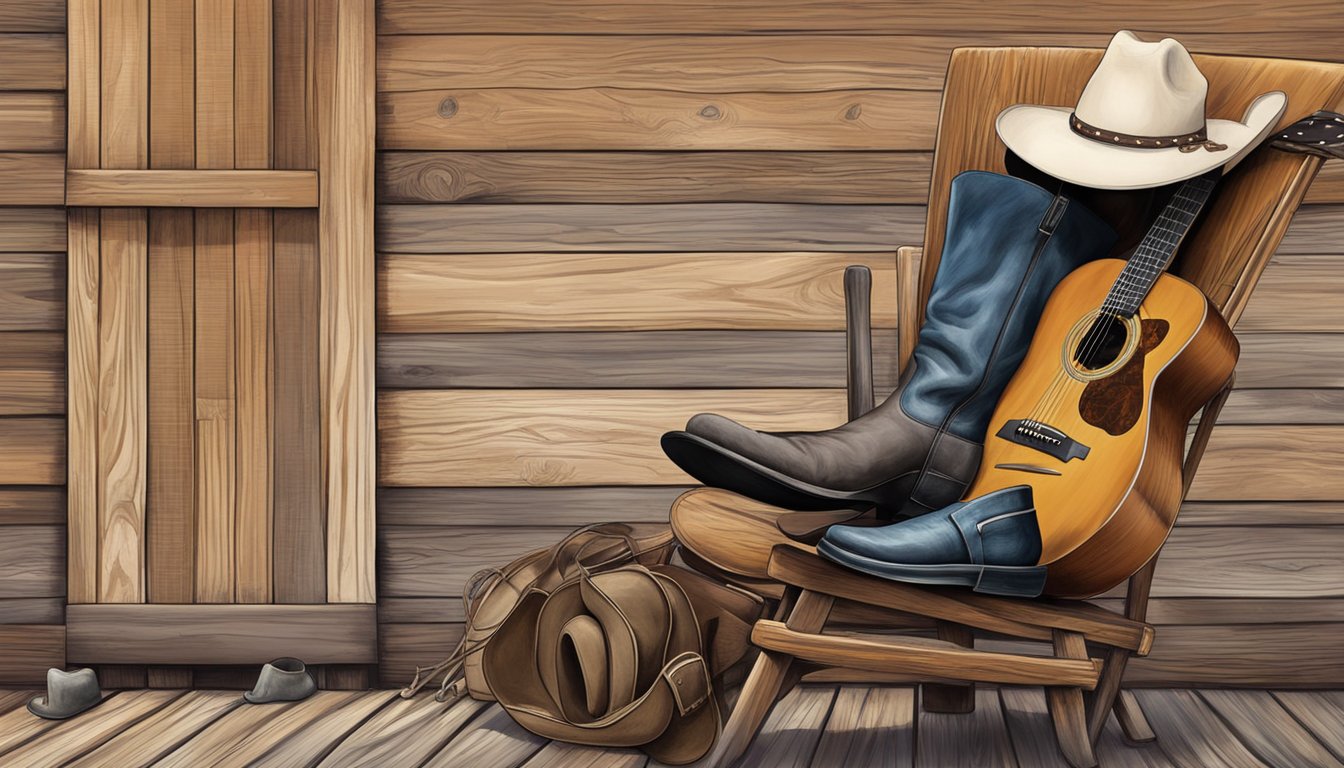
[46,668,99,710]
[1074,30,1208,138]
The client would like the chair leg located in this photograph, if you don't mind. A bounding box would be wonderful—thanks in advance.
[922,621,975,713]
[706,589,834,768]
[1046,630,1098,768]
[1113,690,1157,744]
[1086,647,1129,743]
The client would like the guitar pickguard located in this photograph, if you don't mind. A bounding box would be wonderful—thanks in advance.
[1078,318,1169,435]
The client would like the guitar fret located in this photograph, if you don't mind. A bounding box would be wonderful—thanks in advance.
[1103,174,1217,314]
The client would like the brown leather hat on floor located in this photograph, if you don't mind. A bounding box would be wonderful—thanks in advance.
[482,563,721,765]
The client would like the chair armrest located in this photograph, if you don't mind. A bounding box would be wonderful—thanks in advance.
[844,265,874,420]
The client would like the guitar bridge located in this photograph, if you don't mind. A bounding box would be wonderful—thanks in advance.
[995,419,1090,463]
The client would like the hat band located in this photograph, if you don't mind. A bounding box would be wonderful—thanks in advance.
[1070,113,1228,153]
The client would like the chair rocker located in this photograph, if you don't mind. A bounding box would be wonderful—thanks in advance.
[690,43,1344,768]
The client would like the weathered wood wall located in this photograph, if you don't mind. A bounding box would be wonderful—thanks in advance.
[0,0,66,685]
[55,0,377,688]
[373,5,1344,686]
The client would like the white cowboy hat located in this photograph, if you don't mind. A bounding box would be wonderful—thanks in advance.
[995,31,1287,190]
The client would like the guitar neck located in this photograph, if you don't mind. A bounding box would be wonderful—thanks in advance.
[1104,173,1219,316]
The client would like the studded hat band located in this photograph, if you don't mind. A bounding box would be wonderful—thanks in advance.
[1070,113,1228,153]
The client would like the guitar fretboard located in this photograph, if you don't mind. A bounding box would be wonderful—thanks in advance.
[1102,174,1218,316]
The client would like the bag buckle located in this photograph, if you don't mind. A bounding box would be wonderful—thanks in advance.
[662,653,711,716]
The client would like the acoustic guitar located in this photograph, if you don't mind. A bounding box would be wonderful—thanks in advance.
[964,172,1239,599]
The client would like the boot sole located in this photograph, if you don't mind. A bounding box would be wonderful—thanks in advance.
[661,431,912,514]
[816,538,1047,598]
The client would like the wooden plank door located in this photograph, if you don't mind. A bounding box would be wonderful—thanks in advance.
[64,0,376,685]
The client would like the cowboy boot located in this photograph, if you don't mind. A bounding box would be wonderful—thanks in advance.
[661,171,1117,518]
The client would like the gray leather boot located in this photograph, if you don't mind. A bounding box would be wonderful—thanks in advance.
[661,171,1117,518]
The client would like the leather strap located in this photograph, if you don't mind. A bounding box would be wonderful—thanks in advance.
[1070,112,1227,153]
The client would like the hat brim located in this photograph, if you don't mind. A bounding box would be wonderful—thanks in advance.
[996,91,1287,190]
[26,693,103,721]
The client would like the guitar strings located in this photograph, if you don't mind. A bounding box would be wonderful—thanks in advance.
[1023,182,1210,427]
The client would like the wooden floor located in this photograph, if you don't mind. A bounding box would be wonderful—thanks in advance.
[0,685,1342,767]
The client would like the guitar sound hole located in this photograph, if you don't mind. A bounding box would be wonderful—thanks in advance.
[1072,314,1130,371]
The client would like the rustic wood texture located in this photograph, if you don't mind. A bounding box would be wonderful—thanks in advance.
[154,691,362,768]
[65,208,98,605]
[10,687,1344,768]
[0,2,64,33]
[146,208,195,604]
[738,686,837,768]
[148,0,193,169]
[1131,689,1270,767]
[0,253,63,331]
[193,209,236,603]
[66,604,376,664]
[423,704,548,768]
[380,252,896,332]
[320,0,377,604]
[377,330,901,390]
[0,153,64,205]
[0,418,64,484]
[378,151,933,204]
[234,207,273,603]
[240,691,398,766]
[0,690,181,768]
[96,208,148,604]
[0,208,65,252]
[316,694,489,768]
[66,691,242,768]
[812,686,915,768]
[1200,689,1344,768]
[0,598,64,624]
[0,625,64,685]
[100,0,147,168]
[0,92,63,151]
[379,88,940,151]
[378,389,846,486]
[0,487,64,525]
[273,209,326,604]
[0,33,65,90]
[0,525,64,598]
[378,203,921,253]
[379,486,687,527]
[918,688,1018,768]
[194,0,233,170]
[1188,425,1344,500]
[66,169,320,206]
[0,332,64,415]
[376,2,1341,34]
[1274,691,1344,761]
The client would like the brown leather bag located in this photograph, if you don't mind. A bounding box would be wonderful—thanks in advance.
[401,522,761,723]
[481,559,760,764]
[402,523,679,703]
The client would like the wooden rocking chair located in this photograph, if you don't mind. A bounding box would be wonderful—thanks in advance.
[692,45,1344,768]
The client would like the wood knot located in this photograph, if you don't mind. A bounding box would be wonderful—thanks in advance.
[438,97,459,119]
[845,104,862,121]
[698,105,721,120]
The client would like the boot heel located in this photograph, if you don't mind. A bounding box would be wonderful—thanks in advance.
[973,565,1047,598]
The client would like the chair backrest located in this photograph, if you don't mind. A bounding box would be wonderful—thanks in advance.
[918,46,1344,327]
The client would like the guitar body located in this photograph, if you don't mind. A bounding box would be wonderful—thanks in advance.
[965,258,1238,598]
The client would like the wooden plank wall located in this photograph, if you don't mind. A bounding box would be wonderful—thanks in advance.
[53,0,377,686]
[0,0,66,685]
[373,5,1344,686]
